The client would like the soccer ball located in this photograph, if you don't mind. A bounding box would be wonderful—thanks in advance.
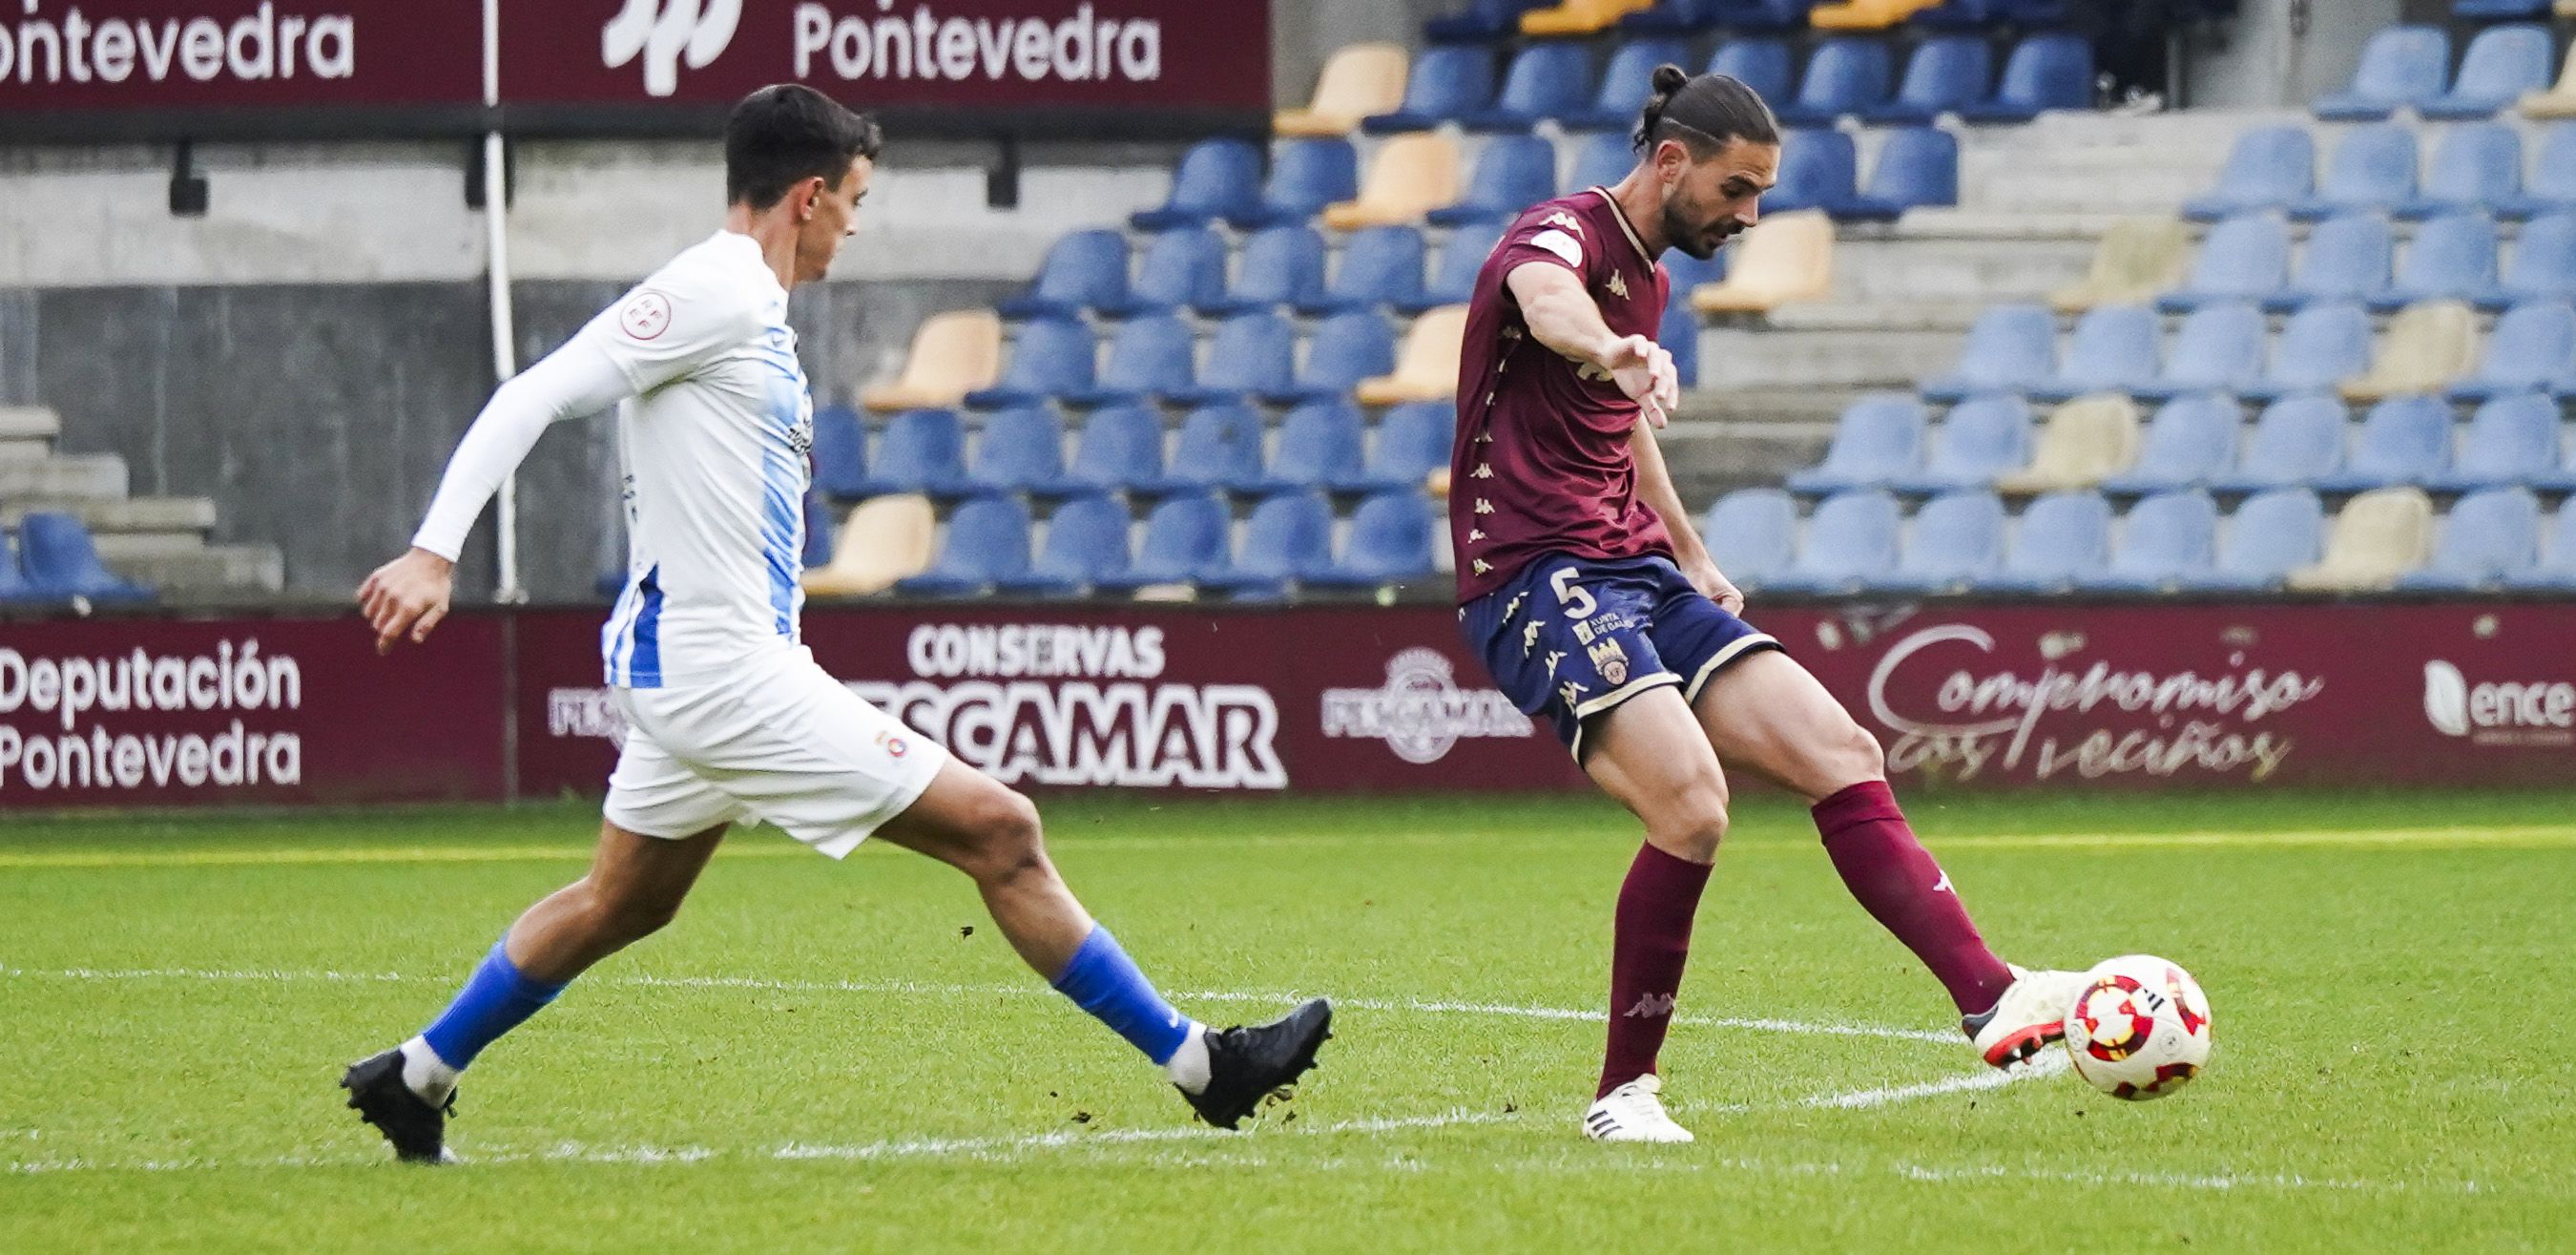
[2062,955,2212,1100]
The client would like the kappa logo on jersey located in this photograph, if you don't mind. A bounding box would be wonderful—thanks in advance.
[616,291,675,342]
[602,0,743,98]
[1543,211,1585,236]
[1605,270,1630,301]
[1587,638,1630,687]
[1558,678,1588,709]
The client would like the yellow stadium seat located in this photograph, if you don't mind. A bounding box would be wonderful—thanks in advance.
[2341,301,2478,402]
[2050,219,2192,313]
[2562,0,2576,17]
[1689,211,1835,313]
[2288,487,2435,592]
[1995,393,2142,493]
[1357,305,1469,407]
[2520,43,2576,118]
[1277,43,1409,137]
[860,310,1001,414]
[801,494,935,597]
[1322,133,1463,231]
[1521,0,1654,37]
[1810,0,1939,31]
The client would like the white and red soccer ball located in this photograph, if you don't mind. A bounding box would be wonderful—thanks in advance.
[2062,955,2212,1100]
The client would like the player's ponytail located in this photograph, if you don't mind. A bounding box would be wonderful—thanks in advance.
[1632,67,1779,157]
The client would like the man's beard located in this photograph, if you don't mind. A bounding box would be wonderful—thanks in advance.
[1660,199,1742,261]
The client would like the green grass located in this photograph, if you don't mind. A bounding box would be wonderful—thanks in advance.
[5,789,2573,1253]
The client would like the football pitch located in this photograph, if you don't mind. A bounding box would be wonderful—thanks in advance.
[5,787,2572,1253]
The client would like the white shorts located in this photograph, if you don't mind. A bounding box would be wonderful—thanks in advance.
[603,647,946,859]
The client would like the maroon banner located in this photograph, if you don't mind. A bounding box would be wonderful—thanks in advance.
[0,614,508,808]
[0,1,481,113]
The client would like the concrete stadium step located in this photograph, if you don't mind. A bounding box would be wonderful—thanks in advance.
[0,453,127,500]
[2,495,218,537]
[1659,420,1838,506]
[1676,385,1873,427]
[1822,236,2095,305]
[94,540,286,599]
[1958,160,2212,213]
[1762,301,1984,335]
[0,406,61,458]
[1883,209,2131,242]
[1697,323,1955,390]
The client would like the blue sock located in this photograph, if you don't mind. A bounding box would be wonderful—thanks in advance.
[1049,925,1191,1065]
[418,940,567,1070]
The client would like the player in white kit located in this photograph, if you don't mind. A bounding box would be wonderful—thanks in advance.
[340,86,1329,1163]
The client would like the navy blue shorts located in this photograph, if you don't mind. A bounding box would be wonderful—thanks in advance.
[1459,553,1782,759]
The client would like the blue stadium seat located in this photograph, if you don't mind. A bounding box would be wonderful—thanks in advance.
[1958,32,2093,123]
[1698,487,1798,588]
[1362,46,1496,135]
[1425,0,1546,42]
[1273,312,1399,404]
[1240,401,1366,493]
[1568,130,1639,194]
[1133,404,1266,495]
[1200,492,1336,596]
[15,513,150,603]
[2207,394,2350,492]
[2158,214,2292,312]
[1825,127,1959,221]
[2313,25,2450,121]
[2505,503,2576,589]
[1062,314,1196,408]
[1788,394,1926,493]
[2476,212,2576,309]
[896,495,1030,596]
[2310,394,2448,493]
[1059,404,1167,494]
[1567,39,1689,131]
[960,406,1070,496]
[809,404,868,501]
[1764,128,1860,216]
[1132,138,1264,230]
[2426,392,2562,491]
[1620,0,1723,32]
[1765,491,1901,594]
[2394,122,2522,220]
[1975,490,2112,592]
[1097,492,1232,591]
[1874,491,2005,592]
[2241,302,2373,401]
[853,408,967,496]
[2420,24,2554,119]
[2451,0,2551,18]
[2028,303,2159,402]
[1923,304,2055,401]
[964,318,1094,409]
[2372,211,2499,311]
[1208,226,1328,315]
[1866,36,1992,123]
[1706,0,1816,31]
[993,494,1132,596]
[2398,487,2543,590]
[1303,226,1426,314]
[1708,38,1797,104]
[2184,126,2316,221]
[2448,301,2576,400]
[2292,124,2420,221]
[1428,136,1561,226]
[1167,311,1297,407]
[1106,226,1227,317]
[2077,491,2219,592]
[1464,43,1592,132]
[995,230,1128,320]
[2182,488,2323,590]
[1660,282,1703,385]
[1776,38,1893,127]
[2498,123,2576,220]
[2137,303,2265,401]
[2101,393,2243,494]
[1909,0,2008,28]
[1309,492,1439,588]
[2261,212,2392,312]
[1337,401,1455,492]
[1237,139,1360,229]
[1404,220,1507,313]
[0,531,45,605]
[1892,393,2034,492]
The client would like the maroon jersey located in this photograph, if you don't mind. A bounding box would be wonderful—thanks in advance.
[1449,187,1673,604]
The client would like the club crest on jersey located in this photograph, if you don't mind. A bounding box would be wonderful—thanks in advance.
[1587,638,1631,687]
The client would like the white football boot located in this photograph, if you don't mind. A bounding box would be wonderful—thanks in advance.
[1964,964,2088,1068]
[1582,1074,1695,1143]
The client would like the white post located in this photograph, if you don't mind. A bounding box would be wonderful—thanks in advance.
[482,0,528,603]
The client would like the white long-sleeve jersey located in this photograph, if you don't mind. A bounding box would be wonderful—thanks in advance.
[411,230,812,689]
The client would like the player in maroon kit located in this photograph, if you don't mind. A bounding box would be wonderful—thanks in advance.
[1452,66,2088,1141]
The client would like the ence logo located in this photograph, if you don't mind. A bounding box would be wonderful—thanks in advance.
[2422,659,2576,745]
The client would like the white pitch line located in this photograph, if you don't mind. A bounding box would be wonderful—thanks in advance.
[1806,1050,2068,1108]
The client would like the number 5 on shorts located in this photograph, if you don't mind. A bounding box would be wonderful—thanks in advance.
[1550,568,1597,618]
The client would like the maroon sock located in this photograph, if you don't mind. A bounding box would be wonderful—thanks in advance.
[1599,841,1713,1099]
[1813,781,2014,1015]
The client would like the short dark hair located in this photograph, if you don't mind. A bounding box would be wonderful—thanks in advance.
[1632,65,1778,157]
[725,84,883,209]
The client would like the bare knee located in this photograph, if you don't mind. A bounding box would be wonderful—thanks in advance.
[959,788,1052,888]
[1814,717,1887,795]
[580,878,685,947]
[1647,791,1730,864]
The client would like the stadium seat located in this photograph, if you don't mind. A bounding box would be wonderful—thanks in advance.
[809,404,868,502]
[1922,303,2055,401]
[1875,490,2005,592]
[1957,32,2093,122]
[2507,502,2576,589]
[1522,0,1656,37]
[2396,486,2543,589]
[1305,226,1426,316]
[2420,24,2554,119]
[1208,226,1330,316]
[1976,490,2112,592]
[2287,486,2435,590]
[1427,136,1561,226]
[2100,393,2243,494]
[1058,404,1168,494]
[2497,122,2576,217]
[2183,126,2316,221]
[2426,391,2563,490]
[2137,303,2266,401]
[962,317,1093,409]
[2292,124,2420,221]
[1776,38,1894,125]
[995,230,1127,320]
[2313,25,2450,121]
[851,408,967,497]
[1997,393,2143,492]
[2052,219,2192,312]
[0,531,43,605]
[1689,210,1833,312]
[1464,43,1593,131]
[1241,401,1367,493]
[2241,302,2372,402]
[2394,122,2523,220]
[1708,0,1818,31]
[2476,212,2576,308]
[2520,43,2576,119]
[1065,314,1196,408]
[2343,300,2479,401]
[1765,490,1901,593]
[1275,312,1401,404]
[1236,139,1361,228]
[1707,38,1797,104]
[1660,251,1726,385]
[1788,394,1927,492]
[1277,43,1408,136]
[1427,0,1548,41]
[1764,128,1860,216]
[1867,36,1992,122]
[1133,404,1266,495]
[2260,212,2392,312]
[801,494,935,597]
[1359,305,1469,406]
[1132,139,1263,230]
[1337,401,1456,492]
[1200,492,1336,597]
[16,512,149,602]
[1699,487,1798,588]
[993,494,1132,596]
[2027,304,2158,403]
[2314,395,2454,492]
[862,310,1003,413]
[1098,492,1232,592]
[1325,134,1464,230]
[1569,130,1642,194]
[785,487,827,565]
[2447,300,2576,399]
[1308,491,1439,588]
[2183,488,2324,590]
[1809,0,1936,31]
[1362,46,1495,134]
[2157,214,2292,312]
[2455,0,2551,17]
[1892,392,2033,492]
[2077,491,2219,592]
[1620,0,1723,32]
[1566,39,1690,131]
[1404,221,1508,313]
[1108,226,1227,317]
[1168,311,1298,407]
[2372,212,2499,311]
[2206,394,2350,492]
[959,406,1070,495]
[1825,127,1959,221]
[895,495,1031,596]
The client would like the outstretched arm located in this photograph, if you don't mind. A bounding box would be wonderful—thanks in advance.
[1631,421,1743,614]
[1505,261,1680,428]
